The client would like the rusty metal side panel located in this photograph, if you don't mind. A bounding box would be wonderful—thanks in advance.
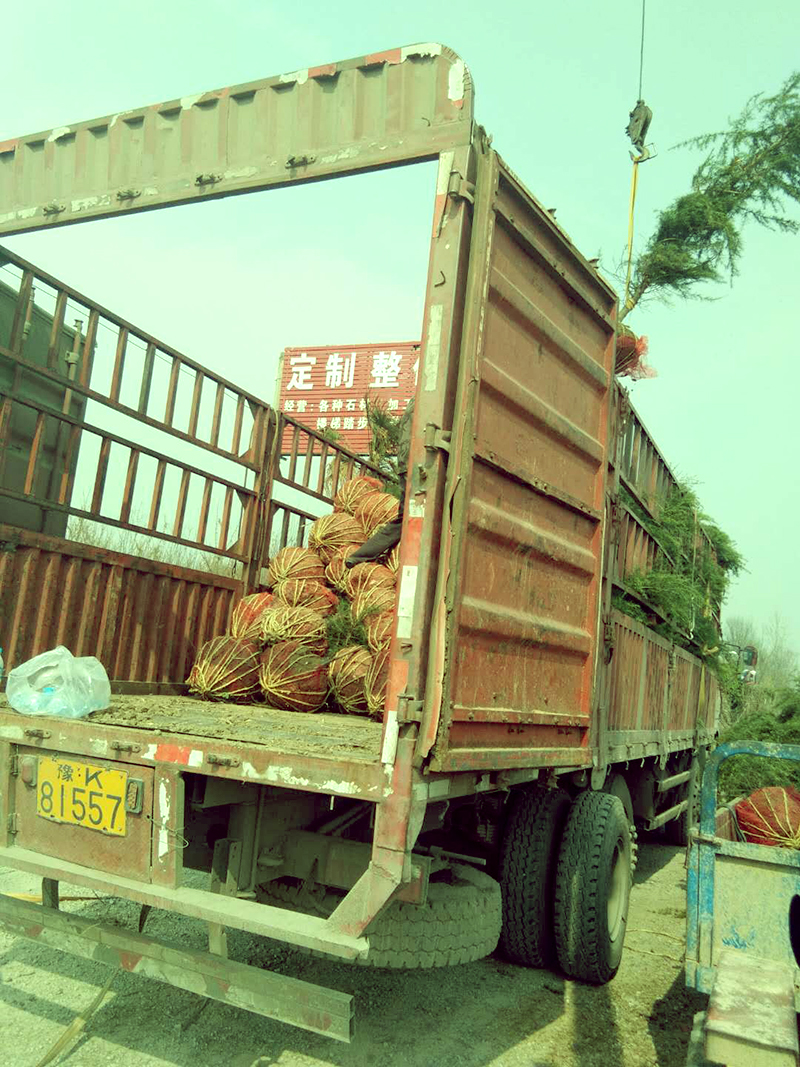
[607,619,645,730]
[0,525,239,681]
[0,45,472,237]
[427,150,616,772]
[606,611,715,747]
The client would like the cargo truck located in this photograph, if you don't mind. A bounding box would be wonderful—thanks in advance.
[0,44,722,1042]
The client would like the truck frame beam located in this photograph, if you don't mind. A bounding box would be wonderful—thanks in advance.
[0,892,355,1042]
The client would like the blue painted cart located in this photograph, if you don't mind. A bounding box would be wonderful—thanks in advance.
[685,741,800,1066]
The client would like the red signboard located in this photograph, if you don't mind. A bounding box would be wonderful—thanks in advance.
[277,342,420,455]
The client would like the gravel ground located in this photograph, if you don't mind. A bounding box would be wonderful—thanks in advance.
[0,842,706,1067]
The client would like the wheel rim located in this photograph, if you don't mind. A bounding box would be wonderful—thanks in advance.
[607,842,628,943]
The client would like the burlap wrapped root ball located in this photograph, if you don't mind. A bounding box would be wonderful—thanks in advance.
[334,475,383,516]
[344,562,395,600]
[328,646,373,714]
[366,649,390,718]
[230,592,274,642]
[187,636,261,702]
[364,611,394,654]
[355,491,400,539]
[260,604,327,655]
[275,578,338,617]
[325,545,361,593]
[308,513,365,565]
[351,582,397,624]
[259,641,329,713]
[267,546,325,588]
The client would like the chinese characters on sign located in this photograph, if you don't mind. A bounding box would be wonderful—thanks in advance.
[278,342,420,454]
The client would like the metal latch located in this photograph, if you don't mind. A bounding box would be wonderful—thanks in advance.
[7,814,19,835]
[207,754,241,768]
[24,728,51,740]
[195,172,222,186]
[9,755,19,777]
[116,188,141,201]
[110,741,141,754]
[285,154,316,169]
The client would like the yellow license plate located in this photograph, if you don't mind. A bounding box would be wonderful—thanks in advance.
[37,758,128,836]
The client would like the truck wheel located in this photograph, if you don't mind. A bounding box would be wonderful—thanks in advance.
[259,863,501,969]
[554,791,632,984]
[603,774,638,873]
[498,786,572,966]
[665,758,701,846]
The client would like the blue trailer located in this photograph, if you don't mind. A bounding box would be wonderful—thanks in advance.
[685,741,800,1066]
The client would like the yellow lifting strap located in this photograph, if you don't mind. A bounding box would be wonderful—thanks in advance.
[624,159,641,314]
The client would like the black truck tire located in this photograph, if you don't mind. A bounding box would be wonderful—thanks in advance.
[554,791,632,984]
[665,758,701,847]
[259,863,501,969]
[498,786,572,967]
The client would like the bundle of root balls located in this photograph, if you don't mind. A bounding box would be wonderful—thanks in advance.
[187,476,397,718]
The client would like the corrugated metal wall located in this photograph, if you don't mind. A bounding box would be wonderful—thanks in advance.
[0,525,239,683]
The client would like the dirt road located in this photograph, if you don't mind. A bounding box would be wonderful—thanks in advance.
[0,842,705,1067]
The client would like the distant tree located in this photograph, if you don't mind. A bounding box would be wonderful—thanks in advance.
[623,71,800,320]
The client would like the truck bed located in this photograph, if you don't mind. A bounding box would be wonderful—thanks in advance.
[0,695,384,764]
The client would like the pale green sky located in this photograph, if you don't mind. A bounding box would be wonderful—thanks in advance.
[4,0,800,651]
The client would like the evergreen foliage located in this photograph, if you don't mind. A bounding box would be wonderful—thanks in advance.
[623,71,800,319]
[615,482,744,665]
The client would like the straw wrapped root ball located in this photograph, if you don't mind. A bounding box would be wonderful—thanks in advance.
[308,513,365,564]
[334,475,383,515]
[267,546,325,588]
[385,545,400,575]
[329,646,373,714]
[259,641,329,713]
[365,611,394,654]
[275,578,338,617]
[355,492,400,539]
[735,787,800,848]
[260,604,327,655]
[325,545,361,593]
[344,562,395,600]
[351,582,397,624]
[187,636,261,702]
[366,649,390,719]
[230,592,274,642]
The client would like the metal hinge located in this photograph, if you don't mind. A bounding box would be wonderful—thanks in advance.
[7,813,19,835]
[447,172,475,205]
[397,695,424,723]
[9,754,19,777]
[424,424,451,454]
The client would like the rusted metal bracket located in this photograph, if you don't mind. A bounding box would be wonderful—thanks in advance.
[195,172,222,187]
[207,754,241,768]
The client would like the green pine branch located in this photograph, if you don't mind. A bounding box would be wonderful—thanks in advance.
[623,71,800,320]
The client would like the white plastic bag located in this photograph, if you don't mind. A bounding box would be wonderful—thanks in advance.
[6,646,111,719]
